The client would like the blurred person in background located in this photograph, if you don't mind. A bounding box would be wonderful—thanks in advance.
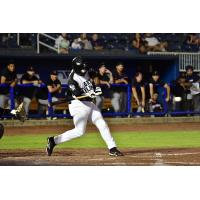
[144,33,168,52]
[131,33,146,54]
[91,34,104,50]
[79,33,93,50]
[132,72,146,113]
[148,93,162,113]
[20,66,42,115]
[148,71,170,104]
[71,38,82,50]
[0,62,17,116]
[185,65,200,113]
[171,73,189,112]
[55,33,70,54]
[95,63,113,111]
[36,70,62,117]
[111,63,128,113]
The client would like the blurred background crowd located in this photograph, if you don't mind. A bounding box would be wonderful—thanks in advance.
[1,33,200,53]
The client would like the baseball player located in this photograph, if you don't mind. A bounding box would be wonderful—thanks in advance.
[46,57,123,157]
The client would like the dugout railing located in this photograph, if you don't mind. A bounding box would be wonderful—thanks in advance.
[0,83,200,118]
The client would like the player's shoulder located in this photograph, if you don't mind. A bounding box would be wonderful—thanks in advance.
[1,68,9,76]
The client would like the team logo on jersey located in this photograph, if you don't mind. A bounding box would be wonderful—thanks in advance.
[83,81,94,93]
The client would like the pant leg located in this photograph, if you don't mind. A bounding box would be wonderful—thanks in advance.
[0,95,9,108]
[54,101,90,144]
[88,102,116,149]
[193,94,200,112]
[120,91,127,113]
[38,99,48,115]
[23,97,32,115]
[95,95,104,111]
[111,92,120,112]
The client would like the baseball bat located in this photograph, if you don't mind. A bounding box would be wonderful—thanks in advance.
[49,92,102,106]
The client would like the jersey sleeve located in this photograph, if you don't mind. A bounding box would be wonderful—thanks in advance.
[1,69,8,78]
[68,79,83,97]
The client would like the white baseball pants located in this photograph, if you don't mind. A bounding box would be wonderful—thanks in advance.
[54,100,116,149]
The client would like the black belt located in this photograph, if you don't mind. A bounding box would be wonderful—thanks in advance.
[69,97,93,104]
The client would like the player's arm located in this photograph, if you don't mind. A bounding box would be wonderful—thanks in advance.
[22,80,39,84]
[47,84,61,93]
[149,83,154,99]
[164,83,170,102]
[10,78,17,87]
[141,86,146,107]
[1,76,8,84]
[132,87,140,106]
[68,80,83,97]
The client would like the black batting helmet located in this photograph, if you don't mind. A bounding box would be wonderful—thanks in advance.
[72,56,88,75]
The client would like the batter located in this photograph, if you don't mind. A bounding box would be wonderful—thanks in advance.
[46,57,123,157]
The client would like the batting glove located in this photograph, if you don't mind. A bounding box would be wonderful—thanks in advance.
[95,87,102,96]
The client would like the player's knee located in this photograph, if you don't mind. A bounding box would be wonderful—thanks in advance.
[75,129,85,137]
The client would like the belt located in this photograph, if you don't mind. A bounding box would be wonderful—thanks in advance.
[69,97,93,104]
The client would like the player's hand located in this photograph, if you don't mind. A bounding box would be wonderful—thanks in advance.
[87,90,96,99]
[106,82,111,88]
[95,87,102,95]
[165,97,170,102]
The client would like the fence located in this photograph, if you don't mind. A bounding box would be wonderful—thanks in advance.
[0,83,199,118]
[148,52,200,72]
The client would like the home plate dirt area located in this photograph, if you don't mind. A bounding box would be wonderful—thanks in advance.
[1,121,200,166]
[1,148,200,166]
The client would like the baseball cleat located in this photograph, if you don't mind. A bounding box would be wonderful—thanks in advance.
[109,147,124,157]
[46,137,56,156]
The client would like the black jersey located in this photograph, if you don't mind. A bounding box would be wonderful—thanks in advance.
[66,70,96,102]
[0,68,17,94]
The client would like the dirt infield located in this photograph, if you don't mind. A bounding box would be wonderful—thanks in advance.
[1,148,200,166]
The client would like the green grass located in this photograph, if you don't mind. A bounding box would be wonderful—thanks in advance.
[1,131,200,149]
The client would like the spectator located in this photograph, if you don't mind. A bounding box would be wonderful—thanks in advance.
[132,72,146,113]
[91,34,103,50]
[131,33,146,54]
[0,62,17,116]
[20,66,42,115]
[55,33,70,54]
[36,70,61,117]
[144,33,168,52]
[111,63,128,113]
[183,34,199,52]
[71,38,82,50]
[185,65,200,112]
[95,63,113,111]
[79,33,93,50]
[148,71,170,103]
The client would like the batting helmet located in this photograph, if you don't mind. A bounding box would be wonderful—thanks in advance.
[72,56,88,76]
[0,123,4,139]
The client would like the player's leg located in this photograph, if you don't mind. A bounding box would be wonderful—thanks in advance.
[46,102,90,156]
[23,97,32,115]
[95,95,104,111]
[54,112,89,144]
[111,92,120,112]
[88,102,123,156]
[0,95,7,117]
[120,91,127,113]
[0,95,10,117]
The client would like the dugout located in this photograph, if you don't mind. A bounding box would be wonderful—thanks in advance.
[0,50,179,117]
